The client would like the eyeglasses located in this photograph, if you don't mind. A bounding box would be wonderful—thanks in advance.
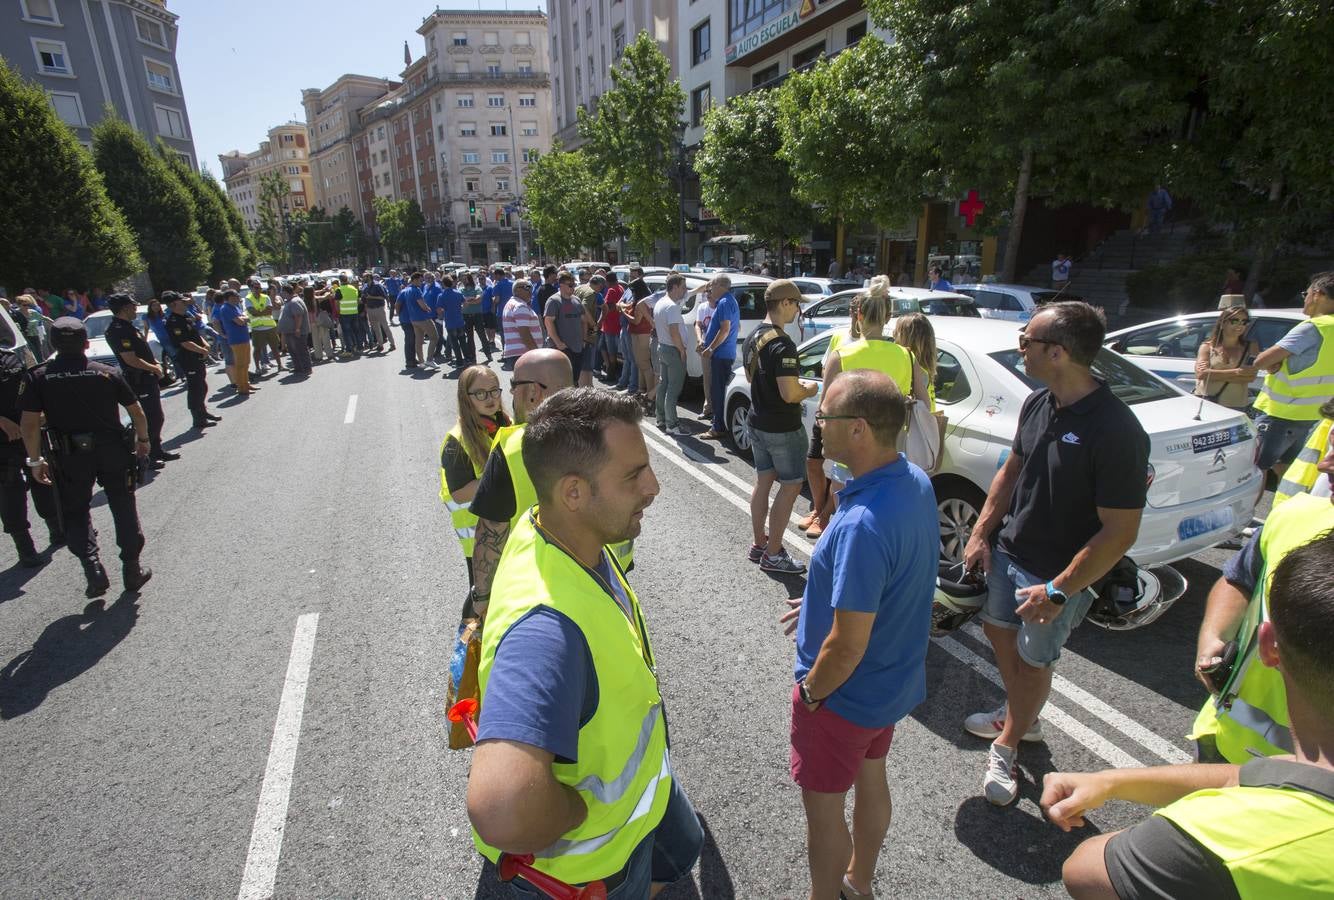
[1227,317,1250,325]
[467,387,503,401]
[510,379,547,391]
[813,411,861,424]
[1018,330,1063,351]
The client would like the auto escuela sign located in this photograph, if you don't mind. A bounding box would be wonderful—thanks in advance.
[725,0,825,63]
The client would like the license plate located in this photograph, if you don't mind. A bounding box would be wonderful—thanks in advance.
[1177,506,1235,541]
[1191,424,1248,454]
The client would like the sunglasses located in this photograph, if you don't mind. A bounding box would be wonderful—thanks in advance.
[1226,317,1250,325]
[814,411,860,424]
[467,387,503,401]
[510,379,547,391]
[1017,331,1062,351]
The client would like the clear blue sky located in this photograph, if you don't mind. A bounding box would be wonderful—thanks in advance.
[175,0,546,176]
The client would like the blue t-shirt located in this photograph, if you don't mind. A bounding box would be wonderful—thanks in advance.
[481,285,495,315]
[397,286,423,323]
[794,456,938,729]
[1274,320,1326,376]
[219,301,250,344]
[147,316,173,350]
[423,283,443,319]
[493,278,514,306]
[439,288,466,329]
[384,277,402,298]
[703,292,741,360]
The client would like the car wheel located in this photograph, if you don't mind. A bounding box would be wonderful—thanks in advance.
[727,397,753,459]
[935,480,987,566]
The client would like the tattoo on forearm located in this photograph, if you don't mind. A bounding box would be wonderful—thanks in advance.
[472,518,511,594]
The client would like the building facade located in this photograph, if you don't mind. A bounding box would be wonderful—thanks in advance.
[548,0,675,148]
[217,123,315,231]
[3,0,197,166]
[301,74,397,222]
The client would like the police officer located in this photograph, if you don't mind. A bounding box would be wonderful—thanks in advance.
[0,342,60,566]
[19,318,152,597]
[163,291,221,430]
[106,293,178,468]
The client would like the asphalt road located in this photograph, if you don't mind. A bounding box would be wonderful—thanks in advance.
[0,348,1259,899]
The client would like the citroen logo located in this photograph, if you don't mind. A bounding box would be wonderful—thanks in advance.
[1213,448,1227,467]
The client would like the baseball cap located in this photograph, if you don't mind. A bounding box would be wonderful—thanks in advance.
[765,279,803,303]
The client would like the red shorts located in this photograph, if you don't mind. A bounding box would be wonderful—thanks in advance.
[790,684,895,793]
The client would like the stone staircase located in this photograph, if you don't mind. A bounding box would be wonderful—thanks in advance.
[1020,226,1195,314]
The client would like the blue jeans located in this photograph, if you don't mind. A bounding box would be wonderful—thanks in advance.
[617,330,638,390]
[656,345,686,428]
[508,778,702,898]
[339,316,365,354]
[978,547,1096,668]
[1254,413,1316,471]
[709,355,733,431]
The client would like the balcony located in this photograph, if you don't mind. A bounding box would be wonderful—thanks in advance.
[436,70,550,86]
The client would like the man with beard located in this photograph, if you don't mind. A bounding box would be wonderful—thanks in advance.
[467,387,703,898]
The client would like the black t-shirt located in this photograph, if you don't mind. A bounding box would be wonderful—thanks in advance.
[535,282,559,314]
[0,350,27,443]
[1104,758,1334,900]
[166,312,206,371]
[469,444,517,523]
[743,324,803,433]
[995,381,1150,580]
[20,356,137,436]
[105,316,157,389]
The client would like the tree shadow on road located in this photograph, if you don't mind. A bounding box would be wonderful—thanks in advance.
[0,592,139,719]
[470,814,735,899]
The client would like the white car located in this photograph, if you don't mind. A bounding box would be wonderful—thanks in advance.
[611,265,674,281]
[66,308,164,369]
[797,287,981,341]
[722,317,1263,569]
[951,283,1084,323]
[639,273,800,379]
[1105,309,1304,396]
[789,277,864,303]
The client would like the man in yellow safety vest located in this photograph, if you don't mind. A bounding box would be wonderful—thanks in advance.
[467,387,703,896]
[1041,531,1334,900]
[1273,398,1333,507]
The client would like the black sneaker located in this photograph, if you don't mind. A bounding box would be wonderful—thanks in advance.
[747,538,768,564]
[760,550,807,575]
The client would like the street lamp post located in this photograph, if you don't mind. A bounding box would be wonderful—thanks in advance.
[507,104,525,264]
[673,125,688,264]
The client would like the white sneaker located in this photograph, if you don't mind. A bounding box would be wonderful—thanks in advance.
[983,741,1019,806]
[963,704,1044,742]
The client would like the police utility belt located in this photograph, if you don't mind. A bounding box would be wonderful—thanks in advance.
[48,426,136,456]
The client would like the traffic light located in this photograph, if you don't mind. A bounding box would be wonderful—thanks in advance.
[468,200,477,219]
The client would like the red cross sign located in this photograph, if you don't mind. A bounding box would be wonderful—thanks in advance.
[959,190,984,227]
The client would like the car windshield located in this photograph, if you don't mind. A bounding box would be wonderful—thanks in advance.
[989,347,1178,406]
[828,281,861,293]
[919,297,981,318]
[84,316,113,339]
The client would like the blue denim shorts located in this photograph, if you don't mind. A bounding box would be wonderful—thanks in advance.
[748,424,808,484]
[978,548,1095,668]
[1254,414,1316,471]
[508,778,702,898]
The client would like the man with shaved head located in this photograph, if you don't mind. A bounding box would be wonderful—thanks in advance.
[467,349,575,614]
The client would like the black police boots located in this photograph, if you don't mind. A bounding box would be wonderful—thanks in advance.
[81,557,111,598]
[122,562,152,592]
[12,534,42,568]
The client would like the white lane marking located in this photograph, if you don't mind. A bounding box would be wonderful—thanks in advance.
[642,420,1183,769]
[961,623,1192,764]
[639,424,810,556]
[238,613,320,900]
[932,635,1143,769]
[343,394,358,424]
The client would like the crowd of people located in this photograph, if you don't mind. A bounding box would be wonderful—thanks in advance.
[436,267,1334,899]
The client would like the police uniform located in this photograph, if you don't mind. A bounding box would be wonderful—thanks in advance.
[20,319,150,596]
[0,347,59,564]
[166,306,216,428]
[105,312,176,463]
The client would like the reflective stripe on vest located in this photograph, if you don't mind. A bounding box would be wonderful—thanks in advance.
[837,337,913,394]
[1156,783,1334,899]
[337,285,360,316]
[1190,493,1334,762]
[496,423,634,566]
[473,514,671,884]
[441,423,485,556]
[1274,418,1332,508]
[1254,316,1334,421]
[248,293,277,329]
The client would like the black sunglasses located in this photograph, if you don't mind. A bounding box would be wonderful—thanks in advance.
[510,379,547,391]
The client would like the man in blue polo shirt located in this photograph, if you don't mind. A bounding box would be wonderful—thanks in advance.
[395,272,424,369]
[781,368,937,900]
[437,274,469,366]
[698,274,741,439]
[384,270,403,324]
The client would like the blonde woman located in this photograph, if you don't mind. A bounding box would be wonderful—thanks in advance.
[893,312,939,411]
[824,277,931,403]
[439,366,512,588]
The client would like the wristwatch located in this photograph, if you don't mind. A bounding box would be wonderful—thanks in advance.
[1045,581,1068,606]
[798,680,823,707]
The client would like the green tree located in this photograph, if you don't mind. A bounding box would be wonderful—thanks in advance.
[868,0,1196,279]
[1171,1,1334,296]
[254,170,289,268]
[93,115,209,290]
[0,59,141,290]
[696,89,817,257]
[577,31,685,257]
[373,196,425,263]
[200,170,257,274]
[523,148,619,259]
[159,144,247,283]
[775,38,935,235]
[299,205,338,267]
[333,206,364,263]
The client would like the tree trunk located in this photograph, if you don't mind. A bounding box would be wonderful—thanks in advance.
[1001,147,1034,283]
[1243,175,1285,301]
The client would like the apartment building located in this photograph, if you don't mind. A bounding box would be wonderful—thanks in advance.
[217,123,315,231]
[2,0,197,166]
[301,74,397,221]
[548,0,675,148]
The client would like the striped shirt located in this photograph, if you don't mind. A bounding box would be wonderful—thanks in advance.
[503,297,540,359]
